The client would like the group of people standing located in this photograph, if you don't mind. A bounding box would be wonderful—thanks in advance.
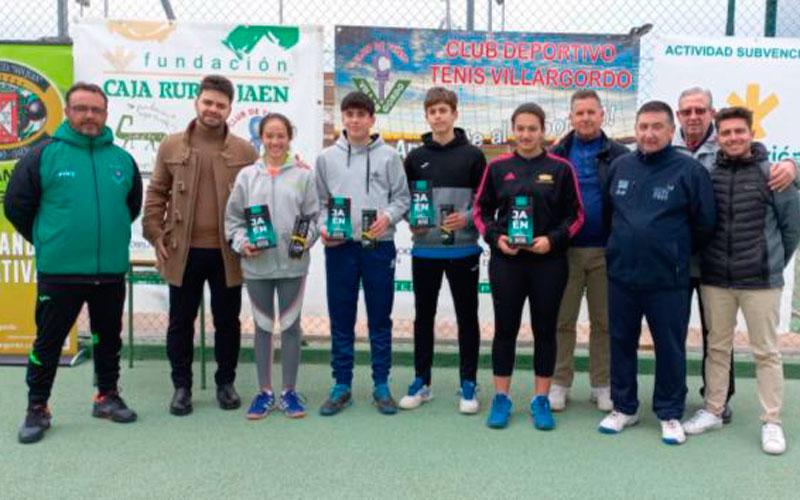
[5,74,798,456]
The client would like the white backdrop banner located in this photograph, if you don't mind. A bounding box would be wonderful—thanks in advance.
[72,20,325,261]
[647,35,800,332]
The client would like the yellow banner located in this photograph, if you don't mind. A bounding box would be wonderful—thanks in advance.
[1,43,75,357]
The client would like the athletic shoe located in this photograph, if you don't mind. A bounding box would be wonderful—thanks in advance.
[486,393,513,429]
[246,391,275,420]
[280,390,307,418]
[92,391,137,423]
[18,405,52,444]
[762,423,787,455]
[373,383,399,415]
[590,386,613,412]
[682,409,723,435]
[531,395,555,430]
[548,384,569,412]
[598,410,639,434]
[661,419,686,445]
[319,384,352,416]
[399,377,432,410]
[458,380,479,415]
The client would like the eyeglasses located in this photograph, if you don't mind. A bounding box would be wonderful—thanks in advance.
[69,105,107,115]
[677,107,709,117]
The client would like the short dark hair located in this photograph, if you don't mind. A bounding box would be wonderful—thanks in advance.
[714,106,753,130]
[511,102,546,129]
[636,100,674,126]
[340,91,375,115]
[424,87,458,112]
[199,74,235,103]
[570,89,602,107]
[258,112,294,140]
[65,82,108,107]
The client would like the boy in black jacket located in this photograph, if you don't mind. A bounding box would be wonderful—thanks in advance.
[400,87,486,414]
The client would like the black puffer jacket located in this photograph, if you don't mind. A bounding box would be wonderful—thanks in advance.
[701,143,800,289]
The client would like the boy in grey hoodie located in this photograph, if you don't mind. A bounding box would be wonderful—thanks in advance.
[315,91,410,416]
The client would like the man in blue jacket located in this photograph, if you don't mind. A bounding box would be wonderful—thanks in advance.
[598,101,715,446]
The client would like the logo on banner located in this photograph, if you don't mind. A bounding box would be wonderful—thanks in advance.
[349,41,411,114]
[727,83,778,140]
[222,26,300,60]
[107,20,177,42]
[0,60,64,161]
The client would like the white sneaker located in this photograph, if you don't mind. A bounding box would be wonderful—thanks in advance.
[598,410,639,434]
[590,386,613,412]
[398,380,432,410]
[548,384,570,412]
[661,419,686,445]
[762,423,786,455]
[458,381,479,415]
[682,409,723,435]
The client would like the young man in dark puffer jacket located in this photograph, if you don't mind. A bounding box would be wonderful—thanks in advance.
[681,107,800,455]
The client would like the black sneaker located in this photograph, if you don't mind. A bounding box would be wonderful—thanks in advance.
[18,405,52,444]
[92,391,138,423]
[170,387,193,416]
[216,384,241,410]
[722,404,733,425]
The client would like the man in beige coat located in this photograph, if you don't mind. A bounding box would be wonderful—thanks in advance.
[143,75,258,415]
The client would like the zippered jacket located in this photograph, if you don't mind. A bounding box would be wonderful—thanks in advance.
[4,122,142,282]
[225,157,319,279]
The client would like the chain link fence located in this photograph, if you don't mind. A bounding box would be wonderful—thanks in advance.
[3,0,800,341]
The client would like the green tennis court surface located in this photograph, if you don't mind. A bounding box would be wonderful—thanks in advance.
[2,360,798,499]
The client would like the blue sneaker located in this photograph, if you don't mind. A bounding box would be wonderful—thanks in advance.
[531,395,555,430]
[399,377,432,410]
[319,384,352,416]
[280,390,307,419]
[486,393,513,429]
[373,383,399,415]
[246,391,275,420]
[459,380,479,414]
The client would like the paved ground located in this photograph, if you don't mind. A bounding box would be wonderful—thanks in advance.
[2,360,798,499]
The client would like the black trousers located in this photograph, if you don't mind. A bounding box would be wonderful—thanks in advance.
[691,277,735,401]
[27,281,125,406]
[167,248,242,389]
[412,254,480,385]
[489,254,568,377]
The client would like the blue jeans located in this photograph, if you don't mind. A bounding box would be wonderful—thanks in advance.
[325,241,396,386]
[609,280,690,421]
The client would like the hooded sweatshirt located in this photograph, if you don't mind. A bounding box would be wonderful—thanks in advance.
[314,132,410,241]
[403,128,486,258]
[225,156,319,279]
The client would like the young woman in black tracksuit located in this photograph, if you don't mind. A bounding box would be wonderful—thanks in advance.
[474,103,584,430]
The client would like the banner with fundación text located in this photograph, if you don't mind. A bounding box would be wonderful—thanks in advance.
[72,20,325,261]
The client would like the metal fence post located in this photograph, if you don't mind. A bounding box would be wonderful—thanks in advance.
[57,0,69,39]
[765,0,778,37]
[725,0,736,35]
[466,0,474,30]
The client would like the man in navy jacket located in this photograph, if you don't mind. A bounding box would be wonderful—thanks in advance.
[597,101,716,446]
